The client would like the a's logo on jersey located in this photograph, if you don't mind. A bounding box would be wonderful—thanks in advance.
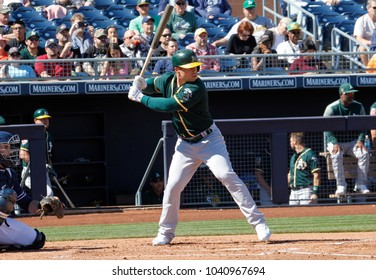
[297,158,307,170]
[21,140,28,145]
[180,88,193,102]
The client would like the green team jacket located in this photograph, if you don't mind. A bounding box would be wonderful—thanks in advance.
[289,148,320,188]
[141,72,213,138]
[323,99,366,144]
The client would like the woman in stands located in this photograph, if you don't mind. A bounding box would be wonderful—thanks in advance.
[100,42,128,79]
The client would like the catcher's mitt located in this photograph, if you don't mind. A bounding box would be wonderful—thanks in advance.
[37,196,65,219]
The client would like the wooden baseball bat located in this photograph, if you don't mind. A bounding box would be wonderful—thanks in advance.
[52,175,76,208]
[139,4,174,77]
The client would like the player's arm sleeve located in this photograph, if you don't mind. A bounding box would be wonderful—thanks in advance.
[323,106,337,144]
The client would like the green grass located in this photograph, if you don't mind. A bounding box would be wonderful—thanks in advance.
[40,214,376,242]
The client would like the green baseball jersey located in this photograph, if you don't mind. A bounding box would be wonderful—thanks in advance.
[289,148,320,188]
[323,99,366,144]
[142,72,213,137]
[371,101,376,115]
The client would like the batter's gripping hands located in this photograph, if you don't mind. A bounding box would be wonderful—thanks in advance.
[37,196,65,219]
[128,86,144,103]
[133,75,147,90]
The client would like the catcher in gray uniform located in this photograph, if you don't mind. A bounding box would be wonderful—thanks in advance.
[128,49,271,245]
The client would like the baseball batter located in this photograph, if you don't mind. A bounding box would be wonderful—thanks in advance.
[288,132,320,205]
[0,131,64,250]
[128,49,271,245]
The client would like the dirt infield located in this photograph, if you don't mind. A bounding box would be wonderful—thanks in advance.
[2,204,376,260]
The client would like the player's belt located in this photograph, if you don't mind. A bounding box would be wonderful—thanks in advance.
[181,126,213,144]
[290,185,309,190]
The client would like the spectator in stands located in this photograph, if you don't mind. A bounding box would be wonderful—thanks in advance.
[43,1,67,21]
[70,12,93,55]
[6,20,26,51]
[20,30,46,60]
[153,38,178,75]
[195,0,232,19]
[56,24,82,74]
[0,34,8,61]
[252,33,279,71]
[0,5,12,37]
[140,16,155,46]
[120,29,148,75]
[105,25,120,44]
[0,47,36,79]
[323,83,370,195]
[153,28,172,57]
[288,38,327,75]
[212,0,274,47]
[100,43,128,79]
[158,0,195,15]
[56,0,78,11]
[288,132,320,205]
[82,29,108,76]
[276,22,302,67]
[354,0,376,66]
[167,0,198,40]
[142,172,164,205]
[129,0,161,35]
[371,102,376,147]
[226,21,256,68]
[267,17,291,50]
[186,28,220,73]
[35,39,72,78]
[1,0,30,9]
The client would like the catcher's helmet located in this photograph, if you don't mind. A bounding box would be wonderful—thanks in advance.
[172,49,202,69]
[0,131,20,168]
[33,108,51,120]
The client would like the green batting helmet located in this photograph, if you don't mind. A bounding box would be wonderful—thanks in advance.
[33,108,51,120]
[172,49,202,69]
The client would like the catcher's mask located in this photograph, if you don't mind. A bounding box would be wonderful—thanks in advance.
[0,131,20,168]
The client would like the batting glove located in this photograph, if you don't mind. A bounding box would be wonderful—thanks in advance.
[128,86,144,103]
[133,75,147,90]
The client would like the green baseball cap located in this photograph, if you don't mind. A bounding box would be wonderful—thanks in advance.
[339,83,358,95]
[287,22,302,32]
[33,108,51,120]
[172,49,202,69]
[243,0,256,9]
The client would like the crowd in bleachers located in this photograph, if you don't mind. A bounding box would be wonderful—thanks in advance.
[0,0,375,79]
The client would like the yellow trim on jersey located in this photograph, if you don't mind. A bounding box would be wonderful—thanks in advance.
[293,148,311,187]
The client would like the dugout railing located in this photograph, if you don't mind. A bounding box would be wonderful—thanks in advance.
[161,116,376,207]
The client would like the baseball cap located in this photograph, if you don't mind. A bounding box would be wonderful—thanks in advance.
[142,15,155,24]
[8,47,20,55]
[33,108,51,120]
[137,0,149,5]
[45,38,57,48]
[339,83,358,95]
[150,172,162,182]
[194,28,207,37]
[26,30,40,40]
[243,0,256,9]
[94,28,107,38]
[56,24,69,34]
[287,22,302,32]
[0,5,11,14]
[258,34,272,44]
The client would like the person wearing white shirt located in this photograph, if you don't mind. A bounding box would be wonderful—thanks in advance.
[267,17,291,50]
[276,22,302,66]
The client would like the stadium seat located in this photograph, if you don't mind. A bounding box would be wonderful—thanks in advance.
[104,5,136,20]
[116,0,138,9]
[316,12,349,51]
[76,6,104,20]
[208,14,239,33]
[54,15,72,29]
[26,18,56,31]
[30,0,54,7]
[88,16,117,29]
[40,25,57,40]
[95,0,116,10]
[178,33,195,47]
[11,6,42,21]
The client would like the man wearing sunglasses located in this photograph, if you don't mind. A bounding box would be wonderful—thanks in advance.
[0,47,36,79]
[166,0,198,40]
[276,22,302,67]
[129,0,161,35]
[20,30,46,60]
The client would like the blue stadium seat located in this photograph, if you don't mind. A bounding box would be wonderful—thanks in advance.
[208,14,239,33]
[40,25,57,40]
[178,33,195,47]
[95,0,116,10]
[116,0,138,9]
[30,0,54,6]
[26,18,56,31]
[11,6,42,21]
[88,16,117,29]
[76,6,104,20]
[104,5,136,20]
[54,15,72,29]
